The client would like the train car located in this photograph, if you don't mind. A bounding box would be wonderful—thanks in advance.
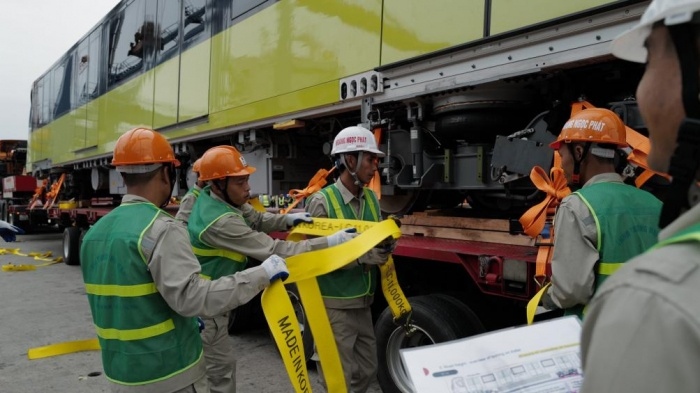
[29,1,660,391]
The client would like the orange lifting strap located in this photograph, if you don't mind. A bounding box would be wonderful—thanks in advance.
[43,173,66,210]
[281,167,336,214]
[519,166,571,285]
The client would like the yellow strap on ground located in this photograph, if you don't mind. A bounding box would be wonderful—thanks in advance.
[0,249,63,271]
[2,264,37,271]
[262,218,403,393]
[527,282,551,325]
[28,338,100,360]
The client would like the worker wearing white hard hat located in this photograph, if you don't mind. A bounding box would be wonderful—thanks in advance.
[581,1,700,392]
[306,125,392,393]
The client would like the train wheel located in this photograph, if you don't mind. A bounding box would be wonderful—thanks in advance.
[63,227,82,266]
[375,295,485,393]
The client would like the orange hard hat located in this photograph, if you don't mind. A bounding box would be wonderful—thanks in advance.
[192,158,202,174]
[112,127,180,171]
[198,145,256,181]
[550,108,628,150]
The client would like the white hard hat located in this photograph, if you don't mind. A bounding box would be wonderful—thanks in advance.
[612,0,700,63]
[331,126,385,157]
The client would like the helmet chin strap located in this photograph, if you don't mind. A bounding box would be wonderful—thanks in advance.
[160,164,177,209]
[213,178,238,207]
[659,23,700,228]
[340,152,366,187]
[568,143,591,191]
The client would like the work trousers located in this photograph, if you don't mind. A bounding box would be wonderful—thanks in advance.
[201,312,236,393]
[316,307,378,393]
[172,375,210,393]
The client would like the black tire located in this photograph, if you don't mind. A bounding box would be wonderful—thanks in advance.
[431,293,486,336]
[63,226,82,266]
[375,295,486,393]
[228,297,257,334]
[285,284,314,363]
[0,200,7,222]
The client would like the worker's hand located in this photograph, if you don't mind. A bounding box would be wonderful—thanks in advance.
[0,220,24,242]
[261,254,289,282]
[326,228,358,247]
[360,246,392,266]
[196,317,205,333]
[285,212,313,227]
[376,236,398,254]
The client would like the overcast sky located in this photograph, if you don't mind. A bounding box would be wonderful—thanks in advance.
[0,1,121,140]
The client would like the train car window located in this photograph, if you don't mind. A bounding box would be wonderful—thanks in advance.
[87,29,102,99]
[40,74,51,126]
[74,39,90,108]
[29,84,38,130]
[156,0,181,64]
[231,0,266,21]
[53,57,73,118]
[108,0,147,87]
[50,65,65,120]
[183,0,207,47]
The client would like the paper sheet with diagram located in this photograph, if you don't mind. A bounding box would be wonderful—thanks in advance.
[400,316,583,393]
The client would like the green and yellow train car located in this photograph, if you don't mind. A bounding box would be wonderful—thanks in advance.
[30,0,649,209]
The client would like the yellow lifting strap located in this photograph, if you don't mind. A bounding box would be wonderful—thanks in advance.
[28,338,100,360]
[262,218,406,393]
[1,249,63,272]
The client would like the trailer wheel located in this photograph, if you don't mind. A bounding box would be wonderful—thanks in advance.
[63,227,82,266]
[285,284,314,363]
[375,295,486,393]
[0,200,7,222]
[228,296,257,334]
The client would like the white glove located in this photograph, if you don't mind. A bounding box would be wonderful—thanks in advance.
[285,212,313,227]
[261,255,289,282]
[326,228,358,247]
[0,220,24,242]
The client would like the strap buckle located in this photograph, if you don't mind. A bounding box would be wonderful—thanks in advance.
[393,310,415,336]
[533,275,548,288]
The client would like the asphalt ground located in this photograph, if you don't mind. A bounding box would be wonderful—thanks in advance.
[0,231,382,393]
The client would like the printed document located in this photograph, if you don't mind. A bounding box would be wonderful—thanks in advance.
[400,316,582,393]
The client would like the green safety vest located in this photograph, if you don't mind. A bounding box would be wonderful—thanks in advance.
[187,187,248,280]
[316,184,381,299]
[567,182,661,318]
[80,202,202,385]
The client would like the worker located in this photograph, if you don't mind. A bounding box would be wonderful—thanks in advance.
[175,157,205,223]
[187,145,357,393]
[0,220,23,242]
[580,1,700,391]
[80,128,290,393]
[541,108,662,318]
[305,125,395,393]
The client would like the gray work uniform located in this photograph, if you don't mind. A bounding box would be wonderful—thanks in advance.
[542,173,620,310]
[305,179,381,393]
[580,197,700,393]
[175,184,202,222]
[110,195,270,393]
[194,193,328,393]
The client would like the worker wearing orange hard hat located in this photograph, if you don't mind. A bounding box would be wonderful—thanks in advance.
[581,1,700,391]
[541,108,661,318]
[186,145,357,393]
[80,128,288,393]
